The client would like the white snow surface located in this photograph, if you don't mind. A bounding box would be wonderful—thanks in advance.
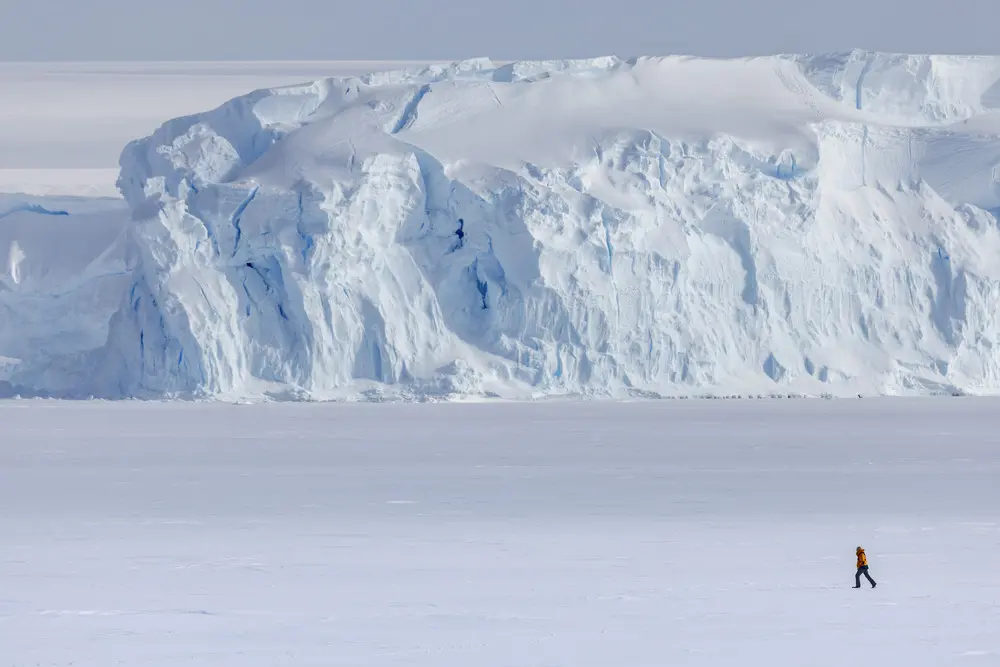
[0,61,426,197]
[10,52,1000,399]
[2,399,1000,665]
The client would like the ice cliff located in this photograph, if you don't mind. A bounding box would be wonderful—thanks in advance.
[8,51,1000,399]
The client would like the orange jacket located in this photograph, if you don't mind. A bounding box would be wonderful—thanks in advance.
[856,549,868,568]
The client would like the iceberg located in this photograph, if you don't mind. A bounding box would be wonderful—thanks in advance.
[9,52,1000,399]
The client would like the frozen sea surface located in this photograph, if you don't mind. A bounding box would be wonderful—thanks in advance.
[2,398,999,665]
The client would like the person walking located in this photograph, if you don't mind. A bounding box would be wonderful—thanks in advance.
[855,546,877,588]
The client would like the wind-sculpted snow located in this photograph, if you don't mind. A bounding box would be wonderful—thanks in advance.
[10,53,1000,399]
[795,51,1000,122]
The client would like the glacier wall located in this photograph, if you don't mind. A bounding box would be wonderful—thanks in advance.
[0,196,130,398]
[12,51,1000,399]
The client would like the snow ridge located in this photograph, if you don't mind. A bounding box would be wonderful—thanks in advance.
[9,52,1000,400]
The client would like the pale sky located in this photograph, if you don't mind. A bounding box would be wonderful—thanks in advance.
[0,0,996,61]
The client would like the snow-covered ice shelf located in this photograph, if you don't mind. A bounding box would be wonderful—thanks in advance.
[2,398,999,665]
[7,53,1000,399]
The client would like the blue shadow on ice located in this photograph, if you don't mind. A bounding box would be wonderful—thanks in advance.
[0,203,71,220]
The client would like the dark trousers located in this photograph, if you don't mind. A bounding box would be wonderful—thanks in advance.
[855,565,876,587]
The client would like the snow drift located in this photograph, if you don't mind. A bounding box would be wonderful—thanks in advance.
[9,51,1000,399]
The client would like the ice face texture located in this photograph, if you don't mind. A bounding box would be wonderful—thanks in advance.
[8,52,1000,399]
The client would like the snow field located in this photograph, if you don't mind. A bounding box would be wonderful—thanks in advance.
[2,399,999,665]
